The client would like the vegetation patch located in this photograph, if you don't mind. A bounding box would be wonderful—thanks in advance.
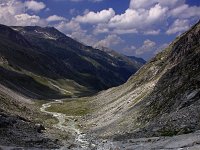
[46,98,92,116]
[160,130,179,137]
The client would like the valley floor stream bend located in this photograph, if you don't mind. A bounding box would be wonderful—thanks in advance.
[40,99,93,149]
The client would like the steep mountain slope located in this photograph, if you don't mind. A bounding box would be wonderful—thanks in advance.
[82,21,200,139]
[11,26,142,88]
[0,25,70,99]
[0,85,62,148]
[95,46,146,68]
[0,24,143,99]
[127,55,146,65]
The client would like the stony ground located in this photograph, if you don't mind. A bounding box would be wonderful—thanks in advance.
[92,131,200,150]
[0,84,64,149]
[1,130,200,149]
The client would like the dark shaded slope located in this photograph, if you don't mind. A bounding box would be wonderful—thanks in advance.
[0,67,63,99]
[0,89,61,148]
[0,25,66,99]
[0,24,143,98]
[12,26,141,89]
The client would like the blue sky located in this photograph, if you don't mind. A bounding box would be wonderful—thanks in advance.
[0,0,199,60]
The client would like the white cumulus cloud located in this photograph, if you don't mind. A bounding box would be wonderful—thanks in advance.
[24,1,46,12]
[170,4,200,19]
[46,15,67,22]
[166,19,190,35]
[75,8,115,24]
[94,34,123,48]
[91,0,199,35]
[0,0,46,26]
[108,4,167,30]
[55,20,81,33]
[135,39,156,55]
[14,13,41,26]
[144,29,160,35]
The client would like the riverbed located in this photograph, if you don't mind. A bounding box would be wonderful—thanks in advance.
[40,100,94,149]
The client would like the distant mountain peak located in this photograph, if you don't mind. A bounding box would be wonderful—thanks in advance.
[95,46,146,66]
[127,55,146,64]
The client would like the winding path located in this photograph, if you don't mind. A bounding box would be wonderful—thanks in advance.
[40,100,91,149]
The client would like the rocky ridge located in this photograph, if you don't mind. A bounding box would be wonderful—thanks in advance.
[82,20,200,140]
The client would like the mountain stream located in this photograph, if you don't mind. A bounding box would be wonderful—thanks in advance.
[40,100,93,149]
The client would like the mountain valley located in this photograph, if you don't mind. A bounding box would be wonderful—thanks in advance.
[0,20,200,150]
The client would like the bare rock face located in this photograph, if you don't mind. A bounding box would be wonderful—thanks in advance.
[83,21,200,140]
[94,131,200,150]
[0,113,16,128]
[0,89,62,149]
[35,124,45,133]
[0,112,59,149]
[133,21,200,138]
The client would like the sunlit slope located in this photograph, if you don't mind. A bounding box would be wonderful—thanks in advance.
[83,21,200,139]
